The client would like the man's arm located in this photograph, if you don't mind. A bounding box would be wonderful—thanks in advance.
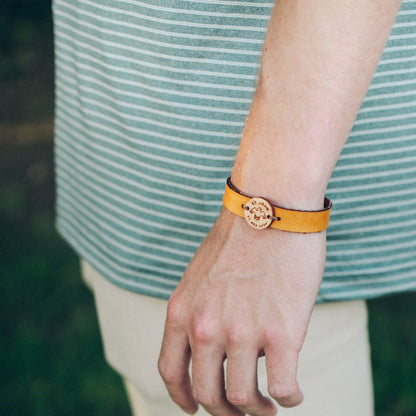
[158,1,402,415]
[233,0,402,208]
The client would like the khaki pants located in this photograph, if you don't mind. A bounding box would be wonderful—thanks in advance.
[81,259,374,416]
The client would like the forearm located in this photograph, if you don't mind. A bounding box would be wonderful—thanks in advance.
[232,0,402,210]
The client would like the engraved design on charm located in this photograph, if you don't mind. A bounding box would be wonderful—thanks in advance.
[243,197,274,230]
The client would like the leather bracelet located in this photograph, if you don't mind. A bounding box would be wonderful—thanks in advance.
[223,177,332,233]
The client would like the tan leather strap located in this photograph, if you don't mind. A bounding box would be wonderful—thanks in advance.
[223,178,332,233]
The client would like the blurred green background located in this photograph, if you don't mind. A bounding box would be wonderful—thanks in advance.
[0,1,415,415]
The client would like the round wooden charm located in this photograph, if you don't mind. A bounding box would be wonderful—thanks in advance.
[243,197,274,230]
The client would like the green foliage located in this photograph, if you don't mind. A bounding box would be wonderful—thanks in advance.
[0,0,52,79]
[369,294,416,416]
[0,212,130,416]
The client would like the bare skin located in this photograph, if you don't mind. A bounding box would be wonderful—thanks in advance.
[159,209,325,415]
[158,0,403,415]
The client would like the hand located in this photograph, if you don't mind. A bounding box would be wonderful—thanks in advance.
[158,208,326,415]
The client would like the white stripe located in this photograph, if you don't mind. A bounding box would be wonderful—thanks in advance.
[54,18,259,69]
[328,219,416,238]
[56,97,238,159]
[56,111,227,183]
[82,0,271,20]
[58,219,180,291]
[358,100,416,114]
[331,187,416,204]
[325,258,416,277]
[78,86,243,129]
[326,176,415,194]
[53,16,415,101]
[96,13,264,45]
[338,144,416,162]
[56,157,215,233]
[59,204,190,269]
[175,0,274,6]
[331,195,416,218]
[56,122,226,195]
[54,29,257,92]
[372,67,416,81]
[329,219,416,235]
[56,89,239,149]
[323,268,416,288]
[56,164,210,237]
[328,250,416,274]
[55,50,253,106]
[58,192,194,261]
[392,21,416,29]
[56,82,415,175]
[330,162,416,182]
[353,109,416,126]
[382,45,416,54]
[78,0,269,31]
[56,29,259,81]
[388,32,416,40]
[362,89,416,104]
[55,57,251,116]
[55,105,232,172]
[59,183,200,250]
[349,123,416,139]
[397,10,416,16]
[57,5,266,53]
[335,152,416,171]
[368,78,416,91]
[318,280,416,301]
[56,136,219,216]
[56,65,413,145]
[57,80,245,130]
[56,133,224,210]
[330,208,416,229]
[339,142,416,157]
[375,55,416,66]
[329,237,416,257]
[56,116,227,196]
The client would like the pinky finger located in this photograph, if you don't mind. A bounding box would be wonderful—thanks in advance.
[158,328,198,414]
[264,346,303,408]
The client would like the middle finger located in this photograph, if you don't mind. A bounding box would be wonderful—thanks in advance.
[191,345,243,416]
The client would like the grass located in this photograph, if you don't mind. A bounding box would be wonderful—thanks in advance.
[1,0,415,414]
[369,294,416,416]
[0,212,130,416]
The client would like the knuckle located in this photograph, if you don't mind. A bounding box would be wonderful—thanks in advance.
[226,390,254,407]
[191,315,219,345]
[166,296,186,326]
[192,387,222,408]
[268,384,298,402]
[226,325,251,347]
[263,327,280,345]
[158,360,180,385]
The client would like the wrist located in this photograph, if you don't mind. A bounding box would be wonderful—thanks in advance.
[231,160,329,212]
[223,177,331,233]
[231,96,337,211]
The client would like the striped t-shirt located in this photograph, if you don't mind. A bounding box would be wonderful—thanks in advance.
[53,0,416,301]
